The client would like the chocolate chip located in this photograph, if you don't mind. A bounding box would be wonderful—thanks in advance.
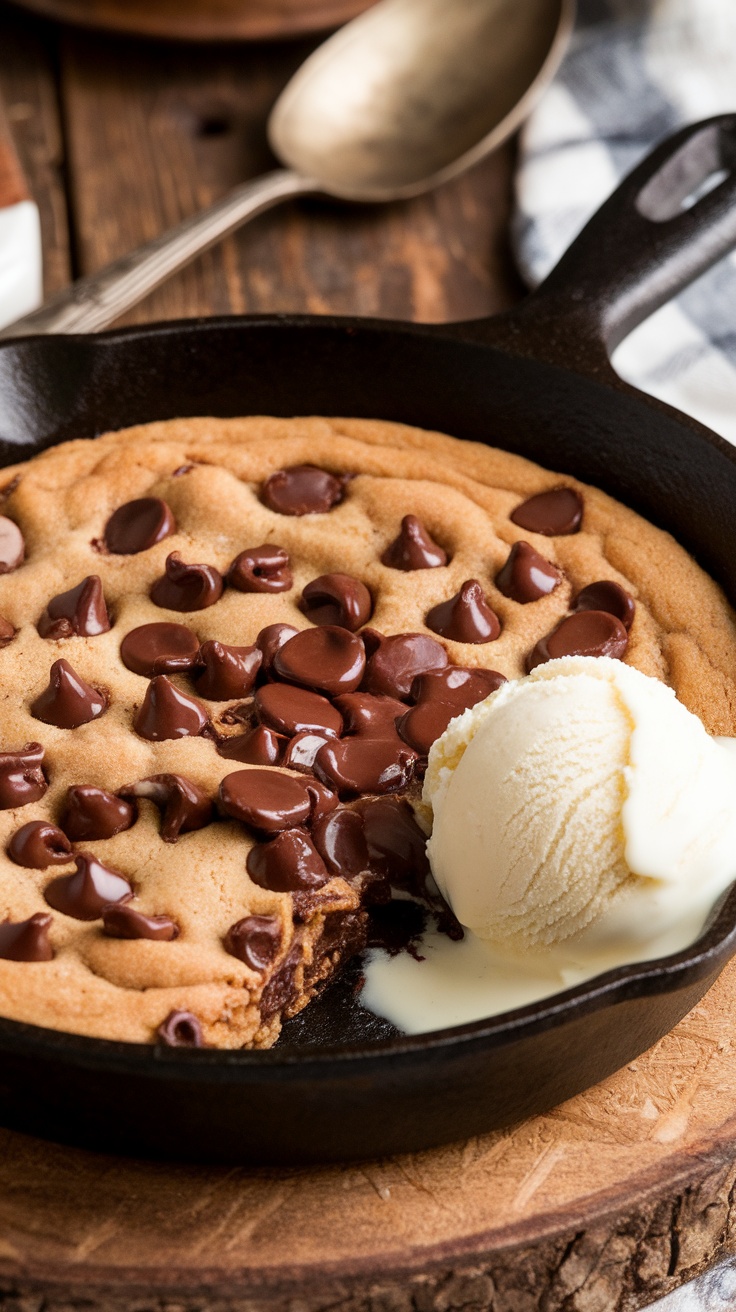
[282,730,333,772]
[426,580,501,644]
[0,516,24,573]
[273,626,366,696]
[157,1010,203,1047]
[224,914,282,971]
[312,808,369,879]
[495,542,563,603]
[301,573,372,630]
[0,913,53,962]
[381,515,448,570]
[105,498,176,554]
[37,576,111,640]
[0,743,47,810]
[510,487,583,536]
[246,828,329,891]
[399,666,506,754]
[333,691,406,738]
[315,736,417,797]
[193,640,262,700]
[261,466,345,516]
[227,545,293,593]
[44,852,133,920]
[0,617,14,647]
[134,676,209,741]
[103,906,179,941]
[356,796,430,892]
[255,683,343,739]
[151,552,224,612]
[31,659,108,729]
[217,725,286,766]
[363,632,448,700]
[60,786,136,842]
[121,622,200,677]
[219,768,313,834]
[256,623,300,674]
[7,821,73,869]
[574,580,636,630]
[304,779,338,824]
[119,774,213,842]
[526,610,629,672]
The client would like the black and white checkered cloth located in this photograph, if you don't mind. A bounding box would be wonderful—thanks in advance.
[514,0,736,443]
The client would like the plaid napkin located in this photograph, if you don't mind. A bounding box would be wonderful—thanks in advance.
[514,0,736,443]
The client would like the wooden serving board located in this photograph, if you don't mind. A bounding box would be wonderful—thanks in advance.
[6,0,377,41]
[1,959,736,1311]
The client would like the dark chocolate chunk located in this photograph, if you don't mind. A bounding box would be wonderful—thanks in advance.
[105,497,175,554]
[333,691,406,738]
[255,622,300,674]
[526,610,629,672]
[119,774,213,842]
[121,622,200,677]
[495,542,563,603]
[510,487,583,536]
[0,913,53,962]
[312,808,369,879]
[356,796,431,892]
[0,743,47,810]
[273,625,366,696]
[255,683,343,739]
[103,906,179,941]
[219,768,312,834]
[301,573,372,630]
[227,545,292,593]
[224,914,282,971]
[381,515,448,570]
[134,676,208,741]
[157,1010,203,1047]
[0,617,14,646]
[31,659,107,729]
[261,465,345,516]
[44,852,133,920]
[426,580,501,644]
[217,725,286,766]
[193,640,261,700]
[574,580,636,630]
[7,821,73,869]
[315,736,417,797]
[282,730,333,772]
[151,552,224,612]
[363,632,448,700]
[37,575,111,640]
[60,786,136,842]
[399,666,506,755]
[304,779,338,823]
[0,516,24,573]
[247,828,329,891]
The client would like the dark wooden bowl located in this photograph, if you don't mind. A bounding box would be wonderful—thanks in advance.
[7,0,377,41]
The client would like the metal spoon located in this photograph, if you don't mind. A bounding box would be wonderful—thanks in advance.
[2,0,574,339]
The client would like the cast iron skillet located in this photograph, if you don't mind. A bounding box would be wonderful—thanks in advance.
[1,117,736,1165]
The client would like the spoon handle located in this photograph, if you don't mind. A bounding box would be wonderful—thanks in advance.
[0,169,317,339]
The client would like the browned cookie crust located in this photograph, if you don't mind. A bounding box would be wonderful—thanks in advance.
[0,415,734,1049]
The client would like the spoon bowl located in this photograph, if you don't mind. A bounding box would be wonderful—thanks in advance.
[2,0,574,337]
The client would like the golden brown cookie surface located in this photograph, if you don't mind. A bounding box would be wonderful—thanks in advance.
[0,415,733,1048]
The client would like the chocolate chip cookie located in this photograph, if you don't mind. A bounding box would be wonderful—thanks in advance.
[0,414,733,1048]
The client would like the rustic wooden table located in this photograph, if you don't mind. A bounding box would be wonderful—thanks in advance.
[1,7,736,1311]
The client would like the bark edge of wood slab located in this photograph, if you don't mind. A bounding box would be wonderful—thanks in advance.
[7,0,377,40]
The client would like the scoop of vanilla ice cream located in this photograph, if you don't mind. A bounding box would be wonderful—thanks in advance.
[424,657,736,950]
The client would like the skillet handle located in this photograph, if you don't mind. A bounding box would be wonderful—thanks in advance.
[460,115,736,376]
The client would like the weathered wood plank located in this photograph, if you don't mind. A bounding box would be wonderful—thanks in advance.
[0,6,70,294]
[59,29,523,327]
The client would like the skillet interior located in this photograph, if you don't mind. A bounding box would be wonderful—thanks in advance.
[0,313,735,1163]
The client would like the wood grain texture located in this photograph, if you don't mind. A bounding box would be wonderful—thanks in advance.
[59,28,524,327]
[0,6,70,293]
[9,0,376,41]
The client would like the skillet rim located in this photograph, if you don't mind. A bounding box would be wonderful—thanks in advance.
[1,310,735,1073]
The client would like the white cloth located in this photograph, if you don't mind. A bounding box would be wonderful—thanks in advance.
[0,199,41,330]
[514,0,736,443]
